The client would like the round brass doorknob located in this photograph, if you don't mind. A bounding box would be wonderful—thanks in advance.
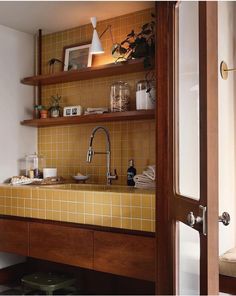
[219,212,230,226]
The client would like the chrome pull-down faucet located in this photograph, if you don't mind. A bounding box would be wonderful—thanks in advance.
[86,126,118,185]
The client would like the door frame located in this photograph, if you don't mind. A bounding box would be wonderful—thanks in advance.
[156,2,218,294]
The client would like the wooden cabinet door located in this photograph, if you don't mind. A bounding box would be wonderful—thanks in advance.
[29,223,93,270]
[0,219,29,256]
[94,231,155,281]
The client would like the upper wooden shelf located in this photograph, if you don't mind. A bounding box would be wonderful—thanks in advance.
[21,59,151,86]
[21,110,155,128]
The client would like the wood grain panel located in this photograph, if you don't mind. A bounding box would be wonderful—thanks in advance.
[0,219,29,256]
[29,222,93,270]
[220,274,236,294]
[21,110,155,128]
[94,231,155,281]
[21,59,151,86]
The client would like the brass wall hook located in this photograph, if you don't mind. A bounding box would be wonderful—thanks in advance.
[220,61,236,80]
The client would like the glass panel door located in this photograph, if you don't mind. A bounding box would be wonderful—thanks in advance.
[178,222,200,295]
[176,1,200,200]
[176,2,200,294]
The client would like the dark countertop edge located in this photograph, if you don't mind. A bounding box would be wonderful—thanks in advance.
[0,215,155,237]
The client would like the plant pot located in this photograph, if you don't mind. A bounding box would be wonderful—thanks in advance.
[40,110,48,119]
[50,108,60,118]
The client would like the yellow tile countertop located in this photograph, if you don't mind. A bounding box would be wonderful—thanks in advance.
[0,184,155,232]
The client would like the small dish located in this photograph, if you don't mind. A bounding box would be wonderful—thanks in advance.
[72,175,89,181]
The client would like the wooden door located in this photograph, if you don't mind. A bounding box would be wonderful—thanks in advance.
[156,1,218,294]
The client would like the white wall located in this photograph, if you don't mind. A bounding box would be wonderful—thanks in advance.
[0,24,37,182]
[218,1,236,255]
[0,24,36,268]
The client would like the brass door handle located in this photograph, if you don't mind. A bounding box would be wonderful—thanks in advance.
[187,205,207,235]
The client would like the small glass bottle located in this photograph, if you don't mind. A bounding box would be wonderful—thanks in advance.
[110,81,130,112]
[25,153,45,179]
[127,159,136,186]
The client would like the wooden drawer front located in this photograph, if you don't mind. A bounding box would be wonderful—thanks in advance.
[29,223,93,270]
[94,231,155,281]
[0,219,29,256]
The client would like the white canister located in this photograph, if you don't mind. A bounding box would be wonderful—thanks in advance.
[136,80,156,110]
[43,168,57,179]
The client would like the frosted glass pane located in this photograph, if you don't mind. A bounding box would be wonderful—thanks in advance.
[177,1,200,200]
[178,222,200,295]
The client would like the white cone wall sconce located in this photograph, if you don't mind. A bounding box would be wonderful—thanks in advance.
[90,16,104,54]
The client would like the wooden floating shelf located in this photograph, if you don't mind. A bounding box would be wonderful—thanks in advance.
[21,59,151,86]
[21,110,155,128]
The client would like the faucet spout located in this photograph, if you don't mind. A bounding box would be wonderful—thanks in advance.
[86,126,118,185]
[86,147,94,163]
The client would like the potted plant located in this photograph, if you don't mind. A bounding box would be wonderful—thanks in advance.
[38,105,48,119]
[48,94,62,118]
[115,14,155,68]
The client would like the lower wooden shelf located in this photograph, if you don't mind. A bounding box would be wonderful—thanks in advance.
[21,110,155,127]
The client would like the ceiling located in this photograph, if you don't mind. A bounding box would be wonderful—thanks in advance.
[0,1,154,35]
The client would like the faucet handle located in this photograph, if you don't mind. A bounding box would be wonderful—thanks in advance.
[107,169,118,181]
[113,169,118,180]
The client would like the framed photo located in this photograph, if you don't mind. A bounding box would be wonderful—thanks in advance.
[63,43,92,71]
[63,106,83,117]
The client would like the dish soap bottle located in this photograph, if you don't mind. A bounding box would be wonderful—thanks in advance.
[127,159,136,186]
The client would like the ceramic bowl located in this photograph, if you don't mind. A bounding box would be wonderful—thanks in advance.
[72,175,89,181]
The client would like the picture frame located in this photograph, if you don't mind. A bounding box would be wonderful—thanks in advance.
[63,43,92,71]
[63,106,83,117]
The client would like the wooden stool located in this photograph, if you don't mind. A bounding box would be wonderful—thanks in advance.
[21,272,76,295]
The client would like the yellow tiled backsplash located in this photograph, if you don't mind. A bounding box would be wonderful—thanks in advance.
[0,185,155,232]
[39,8,155,185]
[39,120,155,184]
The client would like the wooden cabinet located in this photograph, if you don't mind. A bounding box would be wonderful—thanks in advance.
[94,231,155,281]
[0,217,155,281]
[29,223,93,270]
[0,219,29,256]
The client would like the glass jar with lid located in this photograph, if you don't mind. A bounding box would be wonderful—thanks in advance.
[25,153,45,179]
[136,80,156,110]
[110,81,130,112]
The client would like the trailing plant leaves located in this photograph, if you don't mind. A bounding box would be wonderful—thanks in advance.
[117,13,155,64]
[134,37,146,44]
[142,23,149,30]
[127,30,135,38]
[144,56,152,69]
[133,43,149,58]
[142,29,152,35]
[129,42,136,49]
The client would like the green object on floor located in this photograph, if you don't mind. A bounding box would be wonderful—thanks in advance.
[21,272,76,295]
